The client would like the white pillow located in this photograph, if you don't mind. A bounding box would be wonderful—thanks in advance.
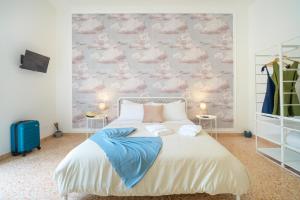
[119,103,144,121]
[163,101,187,121]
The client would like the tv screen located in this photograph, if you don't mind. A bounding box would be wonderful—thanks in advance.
[20,50,50,73]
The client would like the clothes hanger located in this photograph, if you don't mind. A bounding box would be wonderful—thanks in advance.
[265,57,296,67]
[265,58,279,67]
[283,56,300,63]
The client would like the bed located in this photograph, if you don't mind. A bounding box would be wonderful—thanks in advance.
[54,97,250,200]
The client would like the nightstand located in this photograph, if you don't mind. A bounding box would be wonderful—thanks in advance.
[86,114,107,138]
[196,115,218,139]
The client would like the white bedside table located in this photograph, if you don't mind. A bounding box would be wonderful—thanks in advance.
[196,114,218,139]
[86,114,107,137]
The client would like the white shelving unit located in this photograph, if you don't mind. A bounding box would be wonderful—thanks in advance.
[255,36,300,175]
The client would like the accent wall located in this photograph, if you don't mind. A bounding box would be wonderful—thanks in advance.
[72,13,234,128]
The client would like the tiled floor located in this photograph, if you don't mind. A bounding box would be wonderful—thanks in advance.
[0,134,300,200]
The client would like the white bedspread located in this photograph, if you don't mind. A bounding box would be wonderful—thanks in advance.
[54,119,250,196]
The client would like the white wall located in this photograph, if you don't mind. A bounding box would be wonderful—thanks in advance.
[248,0,300,132]
[55,0,251,133]
[0,0,57,155]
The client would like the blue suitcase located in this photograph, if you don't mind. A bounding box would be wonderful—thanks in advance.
[11,120,41,156]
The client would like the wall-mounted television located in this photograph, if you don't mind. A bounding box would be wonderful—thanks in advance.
[20,50,50,73]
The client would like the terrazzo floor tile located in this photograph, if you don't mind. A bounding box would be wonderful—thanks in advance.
[0,134,300,200]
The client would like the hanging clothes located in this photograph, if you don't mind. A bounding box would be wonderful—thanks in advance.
[261,65,275,114]
[272,61,280,115]
[287,62,300,116]
[295,62,300,103]
[272,61,300,116]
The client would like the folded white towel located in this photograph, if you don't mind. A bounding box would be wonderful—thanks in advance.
[145,124,173,136]
[178,125,202,137]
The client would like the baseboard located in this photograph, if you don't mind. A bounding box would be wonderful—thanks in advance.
[45,132,243,135]
[0,134,53,162]
[0,152,11,161]
[217,133,244,136]
[58,132,244,136]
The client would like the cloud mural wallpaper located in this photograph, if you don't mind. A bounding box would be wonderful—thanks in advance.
[72,13,234,128]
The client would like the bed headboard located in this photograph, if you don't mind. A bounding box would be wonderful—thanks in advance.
[118,97,187,116]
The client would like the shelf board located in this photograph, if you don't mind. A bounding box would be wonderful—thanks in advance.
[257,134,281,146]
[283,116,300,123]
[284,120,300,130]
[285,161,300,172]
[284,149,300,162]
[256,119,281,127]
[258,148,300,163]
[256,112,281,119]
[285,144,300,155]
[258,148,282,162]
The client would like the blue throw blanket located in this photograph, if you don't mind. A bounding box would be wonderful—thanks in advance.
[90,127,162,188]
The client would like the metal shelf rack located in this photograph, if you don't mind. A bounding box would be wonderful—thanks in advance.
[255,36,300,176]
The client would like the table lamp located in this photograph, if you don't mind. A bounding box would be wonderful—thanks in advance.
[200,102,208,115]
[98,102,107,114]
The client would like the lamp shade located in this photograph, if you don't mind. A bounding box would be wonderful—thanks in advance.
[200,103,207,110]
[98,102,106,111]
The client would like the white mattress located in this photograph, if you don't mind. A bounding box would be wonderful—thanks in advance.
[54,119,250,196]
